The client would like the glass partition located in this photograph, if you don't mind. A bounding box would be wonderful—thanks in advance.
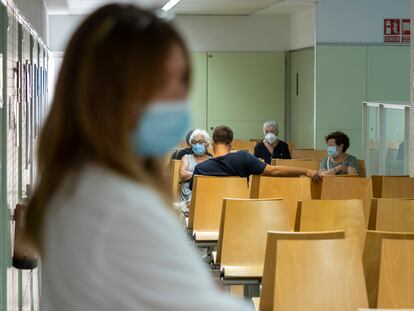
[363,101,410,176]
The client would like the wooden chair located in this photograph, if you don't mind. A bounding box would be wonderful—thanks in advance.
[250,175,312,230]
[371,175,409,198]
[369,199,414,232]
[291,149,326,163]
[377,239,414,309]
[295,199,366,250]
[372,176,414,198]
[232,140,256,154]
[170,160,181,201]
[271,158,318,170]
[359,309,414,311]
[188,176,249,243]
[259,231,345,311]
[273,238,368,311]
[321,176,373,228]
[363,230,414,308]
[358,159,367,177]
[216,199,289,282]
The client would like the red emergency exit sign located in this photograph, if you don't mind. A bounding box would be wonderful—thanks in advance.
[384,18,410,43]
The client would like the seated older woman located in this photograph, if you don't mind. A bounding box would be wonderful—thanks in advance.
[254,120,291,164]
[179,129,211,205]
[320,131,359,176]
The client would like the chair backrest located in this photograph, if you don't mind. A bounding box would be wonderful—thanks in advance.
[216,199,289,274]
[321,176,373,227]
[260,231,345,311]
[363,230,414,308]
[380,177,414,198]
[377,239,414,309]
[170,160,181,201]
[189,176,249,238]
[358,160,367,177]
[250,175,312,229]
[232,139,256,153]
[274,238,368,311]
[370,199,414,232]
[271,158,318,170]
[296,199,366,250]
[371,175,410,198]
[291,149,327,163]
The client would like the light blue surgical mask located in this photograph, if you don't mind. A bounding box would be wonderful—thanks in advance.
[192,143,206,156]
[327,145,338,157]
[131,100,189,157]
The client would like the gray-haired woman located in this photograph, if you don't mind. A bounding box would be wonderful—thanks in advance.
[254,120,291,164]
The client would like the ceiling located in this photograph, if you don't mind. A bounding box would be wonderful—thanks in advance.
[43,0,316,15]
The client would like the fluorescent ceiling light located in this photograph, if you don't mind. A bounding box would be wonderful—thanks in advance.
[161,0,181,11]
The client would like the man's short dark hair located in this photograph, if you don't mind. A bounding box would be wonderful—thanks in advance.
[213,126,233,145]
[325,131,350,152]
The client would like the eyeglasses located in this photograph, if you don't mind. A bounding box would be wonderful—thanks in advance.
[191,140,206,145]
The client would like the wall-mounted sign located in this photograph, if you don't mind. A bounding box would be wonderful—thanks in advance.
[384,18,410,43]
[384,19,401,42]
[401,19,411,42]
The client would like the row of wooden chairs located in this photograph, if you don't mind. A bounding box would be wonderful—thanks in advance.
[188,175,414,242]
[209,198,414,309]
[183,175,414,309]
[254,231,414,311]
[170,158,413,205]
[214,198,414,274]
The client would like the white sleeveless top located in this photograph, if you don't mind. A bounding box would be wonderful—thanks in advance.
[41,164,251,311]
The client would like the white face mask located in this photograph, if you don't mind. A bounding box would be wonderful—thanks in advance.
[264,133,277,144]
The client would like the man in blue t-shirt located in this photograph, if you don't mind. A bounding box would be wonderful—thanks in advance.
[190,126,320,189]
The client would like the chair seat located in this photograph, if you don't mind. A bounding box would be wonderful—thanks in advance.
[222,265,263,278]
[193,231,219,242]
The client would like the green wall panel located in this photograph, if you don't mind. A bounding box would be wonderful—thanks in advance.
[316,45,367,130]
[289,48,314,149]
[206,52,285,140]
[315,44,410,160]
[316,45,367,159]
[367,46,410,101]
[188,52,207,130]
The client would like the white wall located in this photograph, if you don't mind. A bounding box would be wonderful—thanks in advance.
[317,0,411,43]
[13,0,48,42]
[289,8,315,50]
[174,15,290,52]
[48,14,85,51]
[48,14,291,52]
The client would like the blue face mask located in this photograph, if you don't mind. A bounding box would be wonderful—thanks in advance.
[192,143,206,156]
[327,145,338,157]
[131,100,189,157]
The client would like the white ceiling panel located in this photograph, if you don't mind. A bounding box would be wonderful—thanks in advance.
[44,0,168,15]
[67,0,168,15]
[44,0,315,15]
[257,0,316,15]
[173,0,285,15]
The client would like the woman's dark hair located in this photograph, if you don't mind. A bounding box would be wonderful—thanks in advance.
[325,131,350,152]
[25,4,190,252]
[213,126,233,145]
